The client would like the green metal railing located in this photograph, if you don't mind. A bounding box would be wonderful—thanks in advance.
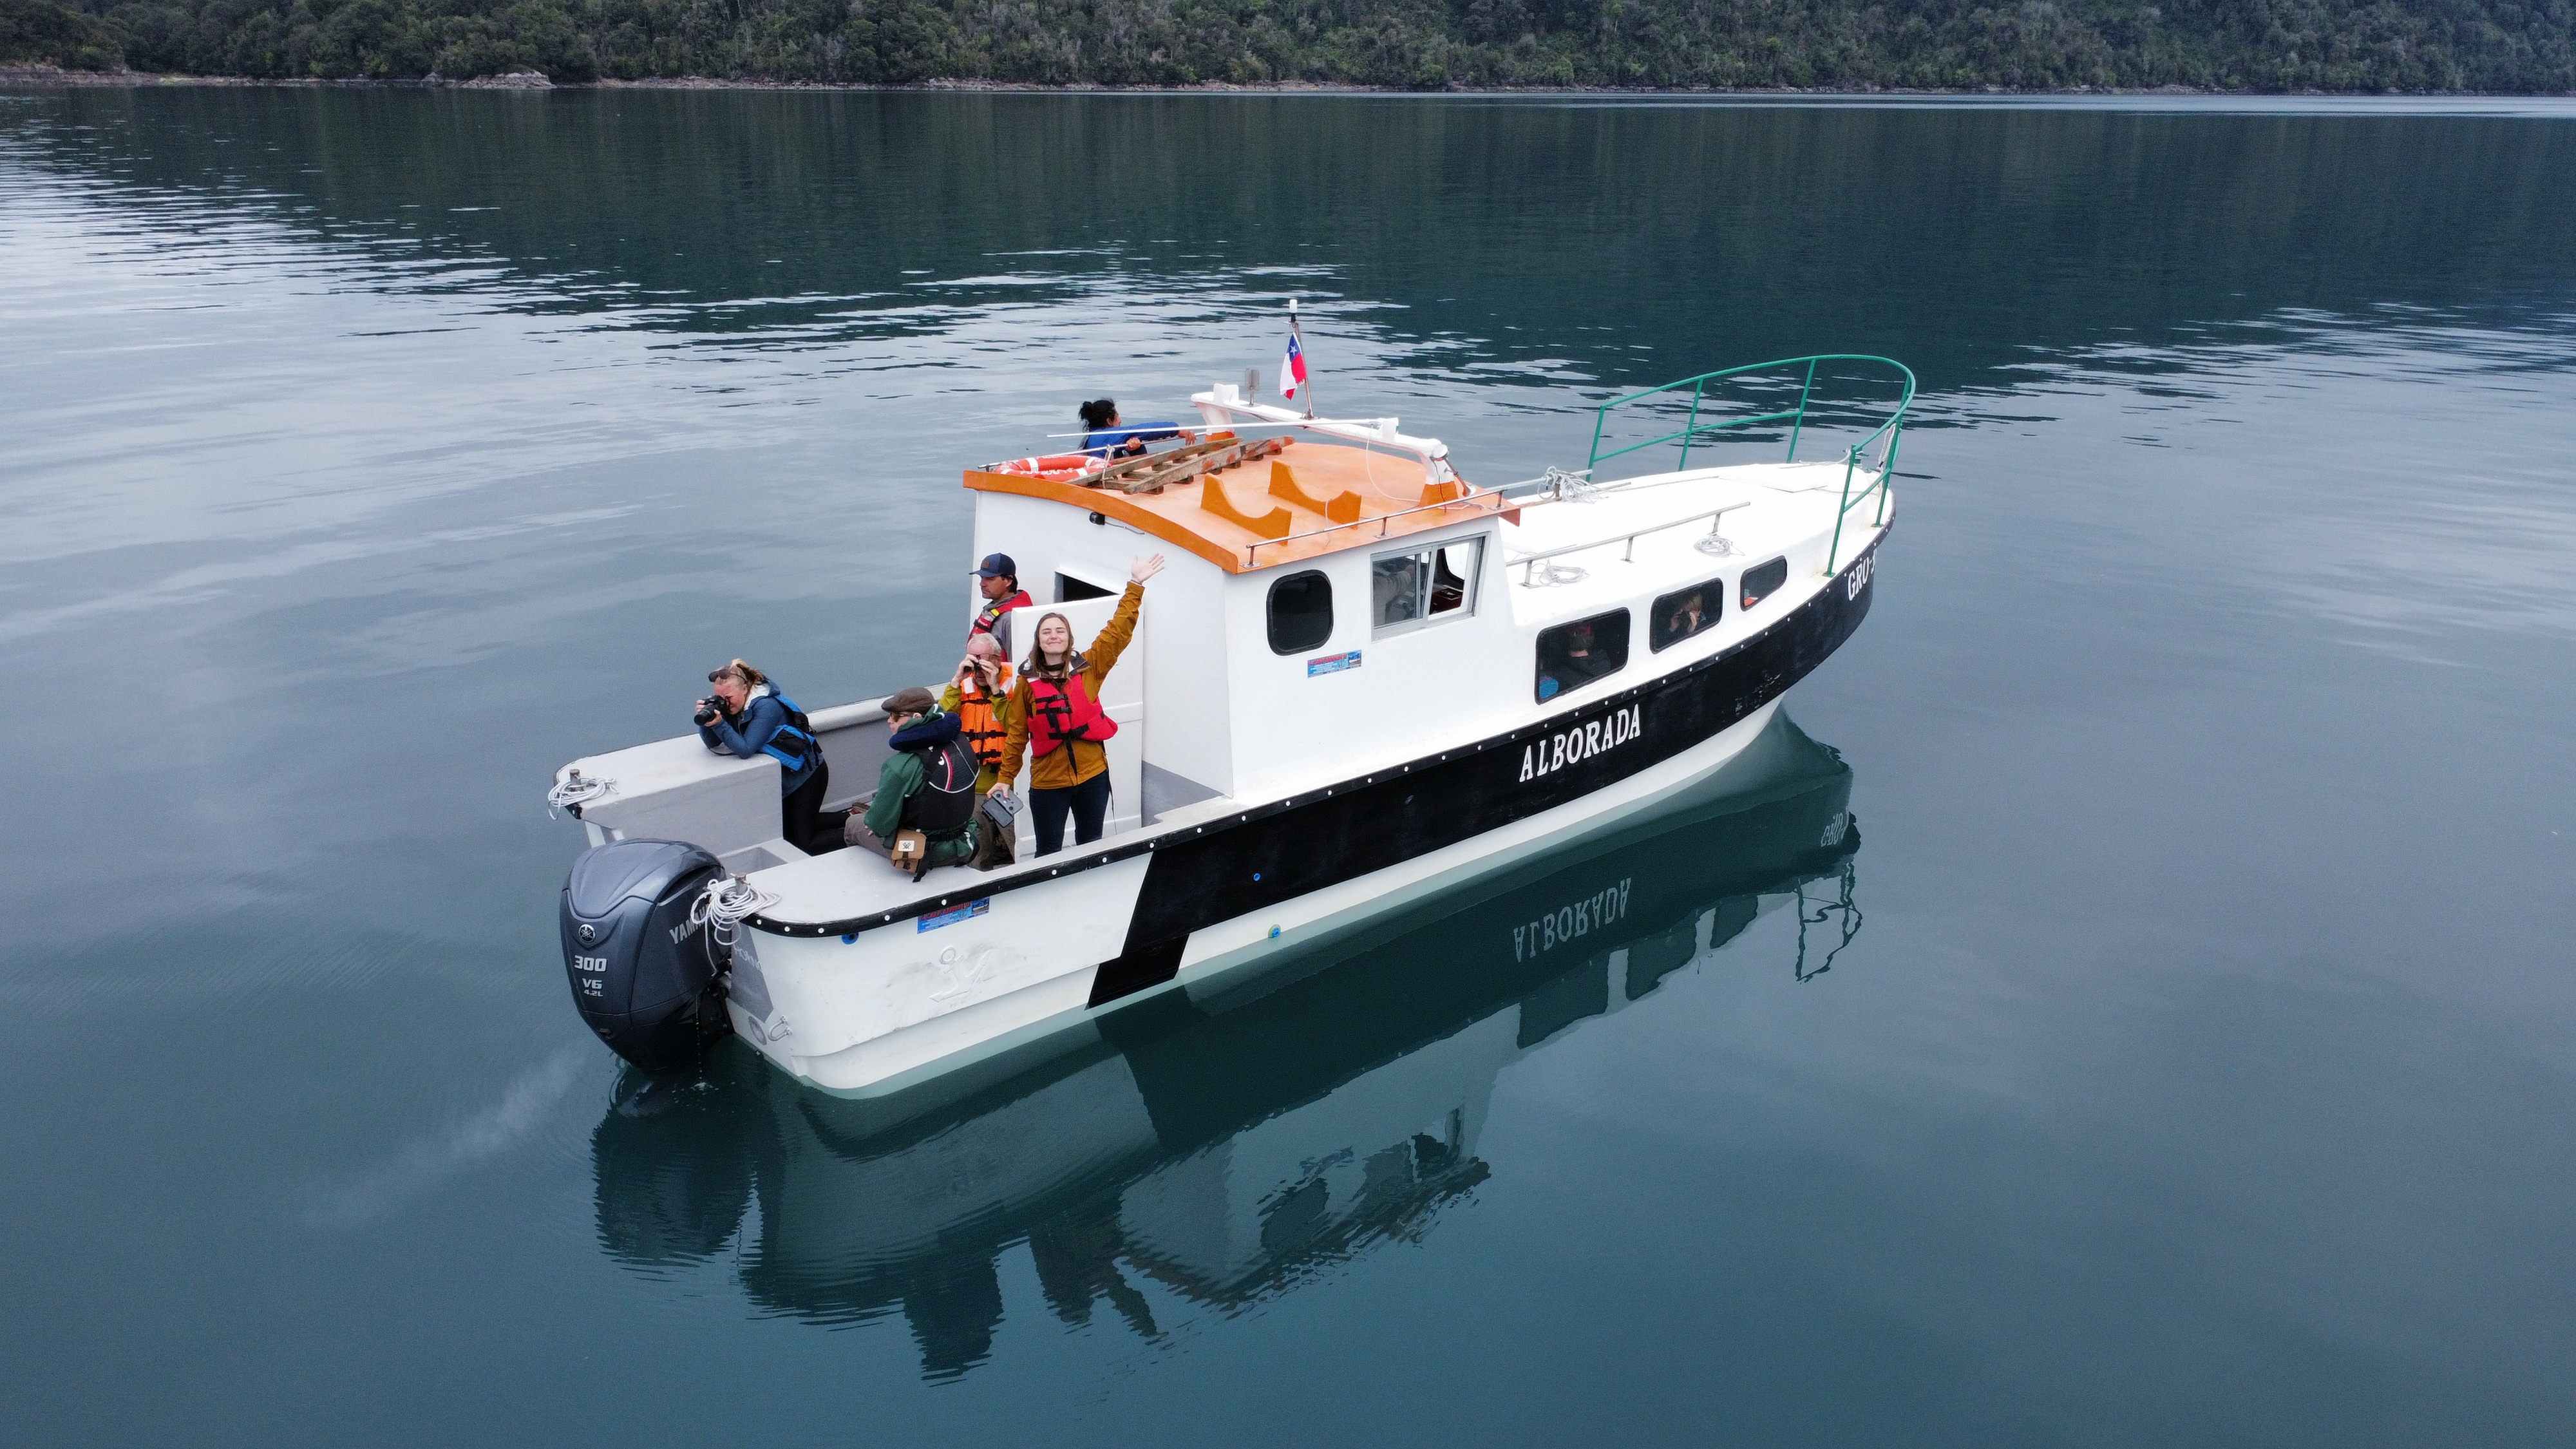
[1585,354,1915,575]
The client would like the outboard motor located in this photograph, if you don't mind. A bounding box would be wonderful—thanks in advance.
[560,838,730,1072]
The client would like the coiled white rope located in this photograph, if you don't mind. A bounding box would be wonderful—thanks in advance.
[1544,466,1603,504]
[546,769,615,818]
[687,873,778,952]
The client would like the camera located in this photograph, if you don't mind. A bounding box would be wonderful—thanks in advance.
[694,698,723,726]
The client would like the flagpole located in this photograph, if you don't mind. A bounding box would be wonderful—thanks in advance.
[1291,297,1314,420]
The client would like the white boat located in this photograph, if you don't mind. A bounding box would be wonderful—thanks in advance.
[551,354,1911,1097]
[592,714,1863,1377]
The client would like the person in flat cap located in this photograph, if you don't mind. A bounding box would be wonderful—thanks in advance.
[969,553,1032,653]
[844,685,981,876]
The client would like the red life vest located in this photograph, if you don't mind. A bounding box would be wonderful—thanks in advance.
[1025,672,1117,758]
[972,589,1031,639]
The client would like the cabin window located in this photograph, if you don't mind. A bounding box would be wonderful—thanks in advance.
[1739,557,1788,612]
[1056,573,1113,603]
[1267,570,1334,655]
[1649,579,1724,652]
[1535,609,1629,703]
[1370,538,1483,636]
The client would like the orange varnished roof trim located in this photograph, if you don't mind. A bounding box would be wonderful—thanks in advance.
[964,441,1514,575]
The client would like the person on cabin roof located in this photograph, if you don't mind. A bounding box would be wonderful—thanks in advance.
[938,632,1016,797]
[1077,399,1195,460]
[845,687,981,876]
[970,553,1033,652]
[992,553,1164,856]
[696,659,836,855]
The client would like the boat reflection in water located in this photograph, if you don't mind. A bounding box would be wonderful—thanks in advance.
[591,711,1865,1380]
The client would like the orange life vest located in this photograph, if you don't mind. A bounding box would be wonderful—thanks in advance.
[958,666,1013,770]
[1025,672,1117,759]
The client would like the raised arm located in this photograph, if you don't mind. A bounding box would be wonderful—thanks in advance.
[1081,554,1164,686]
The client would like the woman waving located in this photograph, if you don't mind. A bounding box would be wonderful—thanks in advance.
[992,553,1164,855]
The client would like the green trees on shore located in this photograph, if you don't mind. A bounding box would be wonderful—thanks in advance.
[8,0,2573,92]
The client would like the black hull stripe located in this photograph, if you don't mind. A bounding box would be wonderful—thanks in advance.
[752,529,1882,943]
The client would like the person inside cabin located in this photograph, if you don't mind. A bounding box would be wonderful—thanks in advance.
[1077,399,1195,460]
[694,659,836,855]
[970,553,1032,654]
[939,631,1016,798]
[844,687,982,876]
[1535,621,1615,701]
[992,553,1165,856]
[1663,590,1707,644]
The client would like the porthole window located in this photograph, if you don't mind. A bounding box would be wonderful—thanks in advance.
[1267,569,1334,655]
[1649,578,1724,652]
[1370,537,1483,636]
[1535,609,1630,703]
[1739,557,1788,612]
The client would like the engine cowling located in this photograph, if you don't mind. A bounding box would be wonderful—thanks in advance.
[560,838,729,1072]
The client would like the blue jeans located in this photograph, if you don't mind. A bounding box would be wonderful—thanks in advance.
[1030,772,1111,856]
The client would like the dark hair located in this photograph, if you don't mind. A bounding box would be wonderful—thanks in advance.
[1078,399,1118,431]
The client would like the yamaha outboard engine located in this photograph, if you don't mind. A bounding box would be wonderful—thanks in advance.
[560,838,730,1072]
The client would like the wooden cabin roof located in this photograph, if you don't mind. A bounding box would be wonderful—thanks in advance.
[964,434,1512,574]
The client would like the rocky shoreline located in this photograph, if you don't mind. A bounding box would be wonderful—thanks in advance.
[5,64,2526,98]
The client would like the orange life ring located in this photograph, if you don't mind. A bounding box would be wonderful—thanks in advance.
[992,453,1107,483]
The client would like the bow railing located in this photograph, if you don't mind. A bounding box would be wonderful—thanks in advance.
[1584,354,1915,575]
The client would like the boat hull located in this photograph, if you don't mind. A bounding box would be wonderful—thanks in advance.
[727,529,1883,1097]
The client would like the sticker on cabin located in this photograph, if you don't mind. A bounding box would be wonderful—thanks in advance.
[916,898,990,933]
[1307,650,1362,677]
[1519,704,1644,783]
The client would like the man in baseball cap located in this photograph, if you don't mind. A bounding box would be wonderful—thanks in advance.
[969,553,1032,650]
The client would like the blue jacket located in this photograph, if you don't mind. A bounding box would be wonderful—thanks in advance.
[1081,421,1186,458]
[699,685,819,795]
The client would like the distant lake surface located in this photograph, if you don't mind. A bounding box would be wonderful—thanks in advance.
[5,88,2576,1446]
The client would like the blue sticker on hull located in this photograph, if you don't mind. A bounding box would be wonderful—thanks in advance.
[1307,650,1362,677]
[917,898,990,932]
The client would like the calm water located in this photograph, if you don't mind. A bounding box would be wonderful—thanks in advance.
[6,89,2576,1446]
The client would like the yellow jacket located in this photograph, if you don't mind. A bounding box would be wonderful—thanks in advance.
[999,582,1142,792]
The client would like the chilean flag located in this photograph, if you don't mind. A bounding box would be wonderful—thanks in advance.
[1280,334,1309,401]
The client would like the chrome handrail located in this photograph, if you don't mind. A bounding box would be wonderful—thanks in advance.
[1504,503,1750,585]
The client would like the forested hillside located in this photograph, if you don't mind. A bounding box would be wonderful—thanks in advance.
[6,0,2571,91]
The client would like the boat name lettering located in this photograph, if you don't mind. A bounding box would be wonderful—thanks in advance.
[1517,705,1644,783]
[918,898,991,933]
[1307,650,1362,677]
[1844,553,1874,600]
[1514,878,1633,962]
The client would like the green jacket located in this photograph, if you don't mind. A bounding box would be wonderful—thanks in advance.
[864,713,979,868]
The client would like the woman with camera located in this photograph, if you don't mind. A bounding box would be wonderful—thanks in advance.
[992,553,1163,856]
[695,659,834,855]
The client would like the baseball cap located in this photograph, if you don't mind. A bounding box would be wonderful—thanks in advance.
[971,553,1017,580]
[884,686,938,717]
